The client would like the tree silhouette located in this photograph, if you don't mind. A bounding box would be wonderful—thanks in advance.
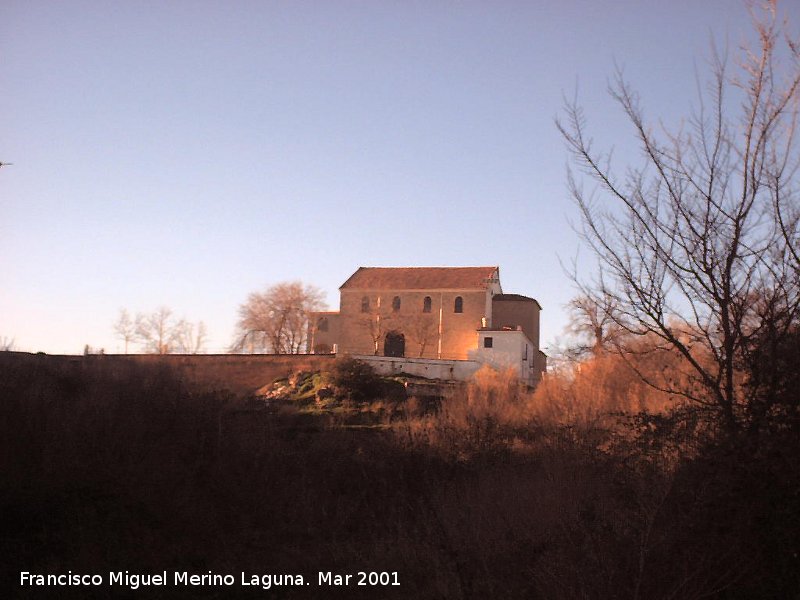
[558,1,800,434]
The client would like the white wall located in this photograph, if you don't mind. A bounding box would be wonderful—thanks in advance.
[470,329,536,386]
[351,326,543,387]
[353,354,482,381]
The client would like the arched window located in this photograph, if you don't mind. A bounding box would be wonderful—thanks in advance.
[317,317,328,332]
[423,296,432,313]
[361,296,370,313]
[454,296,463,313]
[392,296,401,312]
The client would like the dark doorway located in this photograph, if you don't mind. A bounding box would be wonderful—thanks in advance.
[384,331,405,357]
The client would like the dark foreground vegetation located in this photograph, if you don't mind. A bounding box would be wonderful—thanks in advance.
[1,352,798,599]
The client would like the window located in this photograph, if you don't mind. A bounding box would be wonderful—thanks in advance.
[484,337,493,348]
[392,296,401,312]
[317,317,328,332]
[423,296,432,313]
[454,296,463,313]
[361,296,370,313]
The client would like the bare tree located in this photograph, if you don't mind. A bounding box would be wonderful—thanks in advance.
[175,319,208,354]
[565,294,624,358]
[1,336,15,351]
[557,1,800,433]
[113,309,137,354]
[234,281,325,354]
[356,297,396,355]
[402,313,438,357]
[136,306,180,354]
[115,307,206,354]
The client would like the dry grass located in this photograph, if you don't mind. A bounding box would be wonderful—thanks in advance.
[394,356,679,460]
[1,353,797,599]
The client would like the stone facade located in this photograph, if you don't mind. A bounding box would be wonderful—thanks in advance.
[308,266,546,385]
[308,311,341,354]
[337,288,494,360]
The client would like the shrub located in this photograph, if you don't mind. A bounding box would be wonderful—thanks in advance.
[330,356,381,403]
[394,366,531,461]
[378,377,407,403]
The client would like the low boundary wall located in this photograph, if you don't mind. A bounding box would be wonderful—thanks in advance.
[2,352,496,395]
[352,354,482,382]
[2,352,336,395]
[119,353,337,394]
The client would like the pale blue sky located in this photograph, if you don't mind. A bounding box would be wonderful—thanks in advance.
[2,1,793,353]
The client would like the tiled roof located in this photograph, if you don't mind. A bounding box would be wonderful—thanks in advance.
[340,267,499,290]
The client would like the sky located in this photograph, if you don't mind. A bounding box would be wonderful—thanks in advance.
[3,0,797,354]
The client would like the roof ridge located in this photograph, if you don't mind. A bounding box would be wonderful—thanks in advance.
[339,266,500,290]
[354,265,498,269]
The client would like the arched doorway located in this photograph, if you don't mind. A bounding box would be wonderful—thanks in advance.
[384,331,405,357]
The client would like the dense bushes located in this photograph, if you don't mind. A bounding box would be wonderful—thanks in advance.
[330,356,382,402]
[1,352,798,598]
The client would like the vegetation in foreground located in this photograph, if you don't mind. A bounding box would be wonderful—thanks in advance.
[1,352,798,599]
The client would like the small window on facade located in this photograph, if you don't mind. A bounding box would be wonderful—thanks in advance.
[317,317,328,332]
[423,296,432,313]
[484,337,493,348]
[454,296,463,313]
[524,344,528,360]
[392,296,401,312]
[361,296,370,313]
